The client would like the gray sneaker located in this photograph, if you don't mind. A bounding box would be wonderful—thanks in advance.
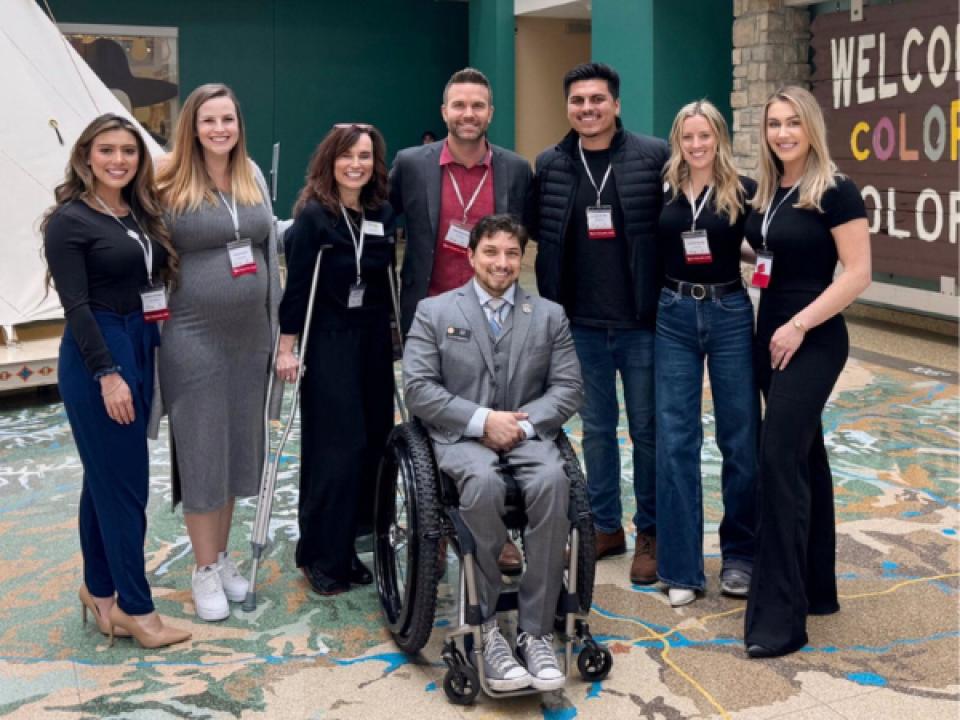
[516,632,565,691]
[720,567,751,597]
[481,621,532,691]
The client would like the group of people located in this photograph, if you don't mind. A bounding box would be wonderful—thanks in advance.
[44,58,870,673]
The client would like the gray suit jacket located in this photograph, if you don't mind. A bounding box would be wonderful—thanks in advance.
[389,141,533,334]
[403,281,583,446]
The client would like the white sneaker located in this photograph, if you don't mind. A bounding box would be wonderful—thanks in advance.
[192,564,230,621]
[668,587,696,607]
[481,621,532,691]
[516,632,565,691]
[217,551,249,602]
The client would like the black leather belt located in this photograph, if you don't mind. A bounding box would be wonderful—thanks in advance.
[664,277,743,300]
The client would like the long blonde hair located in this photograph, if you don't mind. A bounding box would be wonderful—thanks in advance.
[156,83,262,213]
[752,85,837,213]
[663,99,744,224]
[41,113,178,287]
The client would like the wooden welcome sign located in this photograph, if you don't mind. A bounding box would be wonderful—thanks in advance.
[811,0,958,282]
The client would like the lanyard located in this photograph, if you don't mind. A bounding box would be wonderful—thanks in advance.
[578,138,613,206]
[94,195,154,285]
[340,204,366,283]
[447,166,489,223]
[685,185,713,231]
[760,185,798,250]
[218,190,241,242]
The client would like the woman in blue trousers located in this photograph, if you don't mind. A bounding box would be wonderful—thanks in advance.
[654,100,758,607]
[43,114,190,648]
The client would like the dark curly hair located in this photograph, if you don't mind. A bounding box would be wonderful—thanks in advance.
[293,124,388,216]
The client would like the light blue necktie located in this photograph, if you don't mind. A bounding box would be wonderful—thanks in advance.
[486,298,506,336]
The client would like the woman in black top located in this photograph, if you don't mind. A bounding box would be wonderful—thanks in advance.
[743,86,871,658]
[276,124,397,595]
[655,100,758,608]
[42,114,190,648]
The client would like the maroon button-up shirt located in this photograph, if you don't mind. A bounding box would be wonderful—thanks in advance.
[427,141,495,296]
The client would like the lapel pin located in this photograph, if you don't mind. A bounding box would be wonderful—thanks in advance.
[522,303,532,314]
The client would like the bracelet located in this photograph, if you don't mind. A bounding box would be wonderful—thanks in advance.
[792,318,807,333]
[101,381,124,397]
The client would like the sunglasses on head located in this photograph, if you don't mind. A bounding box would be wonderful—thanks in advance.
[333,123,373,130]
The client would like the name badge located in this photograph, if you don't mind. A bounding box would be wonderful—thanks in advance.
[586,205,615,239]
[227,239,257,277]
[348,281,367,309]
[446,326,471,341]
[681,230,712,264]
[443,221,472,252]
[751,250,774,289]
[140,284,170,322]
[361,219,384,236]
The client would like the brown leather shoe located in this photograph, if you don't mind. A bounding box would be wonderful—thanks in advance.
[595,527,627,560]
[630,532,657,585]
[498,538,523,576]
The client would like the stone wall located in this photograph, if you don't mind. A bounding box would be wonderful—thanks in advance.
[731,0,812,172]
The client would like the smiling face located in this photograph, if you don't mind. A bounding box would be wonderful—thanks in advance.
[334,133,375,197]
[765,99,810,171]
[468,230,522,297]
[566,78,620,144]
[88,128,140,195]
[680,114,717,174]
[195,96,239,157]
[441,82,494,144]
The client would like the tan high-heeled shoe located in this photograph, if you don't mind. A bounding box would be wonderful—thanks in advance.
[108,605,191,649]
[78,585,130,637]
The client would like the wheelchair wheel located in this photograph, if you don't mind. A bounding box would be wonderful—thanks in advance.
[374,422,442,654]
[556,432,596,614]
[577,643,613,681]
[443,665,480,705]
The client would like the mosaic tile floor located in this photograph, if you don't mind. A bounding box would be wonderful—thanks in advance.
[0,353,957,719]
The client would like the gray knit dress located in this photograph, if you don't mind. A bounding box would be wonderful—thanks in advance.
[159,174,279,513]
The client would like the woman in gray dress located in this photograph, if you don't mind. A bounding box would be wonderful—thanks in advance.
[156,84,280,621]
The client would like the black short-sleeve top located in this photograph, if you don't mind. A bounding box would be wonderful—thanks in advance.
[744,176,866,294]
[657,175,757,284]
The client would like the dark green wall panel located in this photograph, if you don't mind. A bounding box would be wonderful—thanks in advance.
[43,1,468,215]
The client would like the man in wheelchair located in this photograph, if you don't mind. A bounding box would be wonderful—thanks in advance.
[403,214,583,691]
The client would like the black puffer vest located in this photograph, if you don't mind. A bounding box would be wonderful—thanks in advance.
[527,123,669,328]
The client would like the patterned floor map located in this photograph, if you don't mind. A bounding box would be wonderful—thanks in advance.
[0,356,956,719]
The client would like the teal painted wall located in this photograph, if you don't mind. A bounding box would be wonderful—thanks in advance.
[651,0,732,138]
[468,0,515,149]
[592,0,732,139]
[592,0,655,134]
[43,1,468,215]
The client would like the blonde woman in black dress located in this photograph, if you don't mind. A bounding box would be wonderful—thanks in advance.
[743,86,871,658]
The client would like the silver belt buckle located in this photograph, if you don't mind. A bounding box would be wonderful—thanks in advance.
[690,283,707,300]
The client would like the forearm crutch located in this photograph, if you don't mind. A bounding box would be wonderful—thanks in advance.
[387,261,409,423]
[244,245,329,611]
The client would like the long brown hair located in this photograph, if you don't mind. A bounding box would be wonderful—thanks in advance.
[293,124,388,216]
[663,100,745,224]
[41,113,178,285]
[156,83,263,213]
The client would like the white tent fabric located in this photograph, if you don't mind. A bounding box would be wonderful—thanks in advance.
[0,0,162,327]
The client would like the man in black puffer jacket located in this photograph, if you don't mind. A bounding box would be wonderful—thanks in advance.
[525,62,668,586]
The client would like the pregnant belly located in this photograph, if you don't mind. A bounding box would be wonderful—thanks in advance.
[167,249,269,325]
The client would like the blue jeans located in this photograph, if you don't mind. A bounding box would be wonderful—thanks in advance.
[570,325,656,535]
[654,287,758,590]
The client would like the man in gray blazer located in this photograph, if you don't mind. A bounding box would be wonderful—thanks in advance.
[389,67,533,336]
[403,215,583,692]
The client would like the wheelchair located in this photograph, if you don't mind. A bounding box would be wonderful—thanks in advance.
[373,419,613,705]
